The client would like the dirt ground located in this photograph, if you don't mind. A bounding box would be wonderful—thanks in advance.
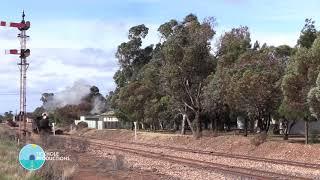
[71,153,175,180]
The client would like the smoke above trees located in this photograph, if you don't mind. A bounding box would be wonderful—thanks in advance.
[41,82,91,111]
[40,81,108,118]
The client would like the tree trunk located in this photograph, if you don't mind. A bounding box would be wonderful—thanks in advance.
[265,113,271,132]
[181,114,186,135]
[250,117,255,133]
[213,117,218,134]
[282,118,289,140]
[204,118,208,130]
[244,118,248,137]
[194,111,202,139]
[186,115,195,135]
[174,120,179,131]
[257,118,263,133]
[159,120,163,130]
[283,119,288,140]
[305,120,309,144]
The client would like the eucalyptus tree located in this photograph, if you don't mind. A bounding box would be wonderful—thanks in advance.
[112,24,154,127]
[159,14,216,138]
[227,49,283,132]
[114,24,153,86]
[297,19,318,49]
[282,36,320,144]
[203,26,251,133]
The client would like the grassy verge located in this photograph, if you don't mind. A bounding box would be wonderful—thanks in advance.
[0,126,76,180]
[0,138,40,180]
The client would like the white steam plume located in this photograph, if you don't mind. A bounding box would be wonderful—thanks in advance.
[43,81,91,112]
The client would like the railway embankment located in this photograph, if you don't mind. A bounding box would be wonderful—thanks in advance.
[66,128,320,179]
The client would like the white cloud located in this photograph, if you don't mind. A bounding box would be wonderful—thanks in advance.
[0,19,161,111]
[0,48,118,111]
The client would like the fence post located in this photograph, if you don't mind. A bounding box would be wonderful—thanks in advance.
[52,123,55,136]
[134,121,137,141]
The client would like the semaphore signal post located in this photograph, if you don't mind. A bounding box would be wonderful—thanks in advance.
[1,11,31,140]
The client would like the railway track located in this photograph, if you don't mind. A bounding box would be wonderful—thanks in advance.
[83,135,320,170]
[64,136,313,180]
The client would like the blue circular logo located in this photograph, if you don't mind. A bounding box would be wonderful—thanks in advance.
[19,144,46,171]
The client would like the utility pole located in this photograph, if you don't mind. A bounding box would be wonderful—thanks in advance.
[1,11,31,139]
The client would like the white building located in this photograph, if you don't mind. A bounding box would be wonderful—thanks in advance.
[74,111,119,130]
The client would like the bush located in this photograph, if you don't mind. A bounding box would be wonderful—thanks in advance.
[76,122,88,130]
[7,119,18,127]
[251,132,267,146]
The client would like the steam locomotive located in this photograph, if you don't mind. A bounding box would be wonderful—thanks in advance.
[32,113,52,134]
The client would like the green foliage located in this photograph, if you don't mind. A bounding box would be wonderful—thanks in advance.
[159,14,216,137]
[217,26,251,66]
[115,24,153,84]
[228,50,283,116]
[204,27,286,132]
[282,36,320,121]
[297,18,318,48]
[158,20,178,38]
[204,26,252,111]
[0,111,14,121]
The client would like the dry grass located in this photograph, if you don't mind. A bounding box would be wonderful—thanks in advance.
[62,166,76,179]
[92,153,127,173]
[0,134,40,180]
[35,135,76,180]
[35,160,76,180]
[0,125,76,180]
[113,154,125,170]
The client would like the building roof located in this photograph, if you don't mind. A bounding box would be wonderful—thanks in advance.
[80,111,116,120]
[100,111,115,116]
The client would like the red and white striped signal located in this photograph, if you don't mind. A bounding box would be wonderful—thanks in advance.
[4,49,30,58]
[0,20,30,29]
[5,49,20,55]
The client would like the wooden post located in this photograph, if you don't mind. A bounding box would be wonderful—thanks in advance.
[134,122,137,141]
[305,121,309,144]
[52,123,55,136]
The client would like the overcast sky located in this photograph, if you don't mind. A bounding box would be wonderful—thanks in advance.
[0,0,320,113]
